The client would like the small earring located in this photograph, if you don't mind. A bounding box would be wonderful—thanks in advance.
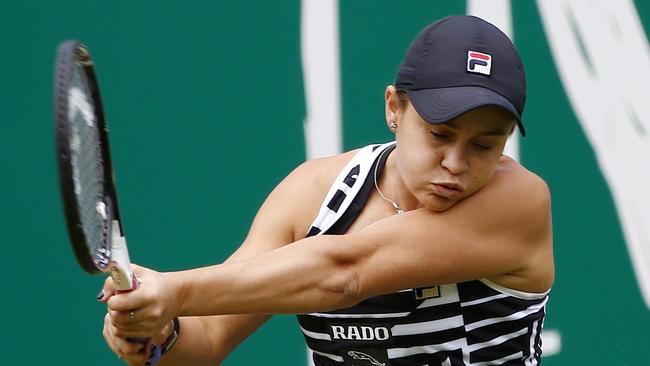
[389,121,397,130]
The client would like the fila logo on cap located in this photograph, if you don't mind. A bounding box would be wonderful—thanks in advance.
[467,50,492,76]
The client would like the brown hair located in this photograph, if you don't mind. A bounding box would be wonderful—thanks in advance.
[397,90,410,110]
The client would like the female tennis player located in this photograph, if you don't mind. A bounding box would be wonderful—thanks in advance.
[100,15,553,366]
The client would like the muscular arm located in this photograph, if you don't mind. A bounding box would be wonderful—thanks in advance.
[153,248,274,365]
[107,158,553,356]
[170,164,553,316]
[106,156,346,365]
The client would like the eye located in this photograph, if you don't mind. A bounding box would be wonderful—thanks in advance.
[473,142,494,150]
[430,131,449,140]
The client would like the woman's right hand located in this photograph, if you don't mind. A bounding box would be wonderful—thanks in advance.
[102,312,174,366]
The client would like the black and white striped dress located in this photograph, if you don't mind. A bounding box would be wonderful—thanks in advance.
[297,142,549,366]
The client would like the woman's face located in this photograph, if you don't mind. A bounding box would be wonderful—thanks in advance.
[388,89,515,212]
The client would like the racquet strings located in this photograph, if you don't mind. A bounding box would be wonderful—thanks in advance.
[67,60,110,268]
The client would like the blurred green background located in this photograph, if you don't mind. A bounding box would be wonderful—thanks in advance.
[1,1,648,365]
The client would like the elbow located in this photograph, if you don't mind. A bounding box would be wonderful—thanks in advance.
[321,264,361,310]
[314,233,374,311]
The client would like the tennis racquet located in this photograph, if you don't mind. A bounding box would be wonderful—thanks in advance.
[54,40,135,291]
[54,40,163,363]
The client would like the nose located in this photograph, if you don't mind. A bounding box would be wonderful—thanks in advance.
[440,145,468,175]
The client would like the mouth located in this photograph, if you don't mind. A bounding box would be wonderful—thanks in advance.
[431,182,464,198]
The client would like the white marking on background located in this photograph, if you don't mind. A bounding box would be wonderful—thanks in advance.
[542,330,561,356]
[538,0,650,310]
[468,0,520,161]
[301,0,342,160]
[302,2,341,364]
[470,3,564,357]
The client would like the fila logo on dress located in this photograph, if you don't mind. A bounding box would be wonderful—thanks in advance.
[467,50,492,76]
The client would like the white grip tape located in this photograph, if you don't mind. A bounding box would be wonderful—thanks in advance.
[110,220,135,291]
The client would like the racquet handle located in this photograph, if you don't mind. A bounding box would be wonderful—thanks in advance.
[115,277,149,346]
[115,275,157,360]
[109,221,152,350]
[110,221,135,292]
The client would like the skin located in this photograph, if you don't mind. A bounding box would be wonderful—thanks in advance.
[388,87,514,213]
[100,85,554,366]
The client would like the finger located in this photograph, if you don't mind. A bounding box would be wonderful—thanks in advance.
[107,284,146,311]
[98,276,117,303]
[150,320,174,345]
[127,263,146,288]
[118,335,146,355]
[104,313,141,351]
[108,309,134,327]
[103,313,119,352]
[108,309,153,329]
[104,316,149,365]
[108,295,165,330]
[105,316,153,365]
[131,263,145,276]
[107,294,137,312]
[102,263,146,304]
[109,311,160,339]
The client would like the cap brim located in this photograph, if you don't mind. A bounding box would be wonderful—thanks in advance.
[406,86,526,136]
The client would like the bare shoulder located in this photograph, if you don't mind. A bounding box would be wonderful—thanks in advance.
[289,149,361,192]
[228,148,366,262]
[262,149,363,241]
[459,156,553,290]
[454,156,551,236]
[495,155,549,196]
[490,156,550,220]
[240,149,363,255]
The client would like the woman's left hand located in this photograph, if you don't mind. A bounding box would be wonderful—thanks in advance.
[99,264,181,339]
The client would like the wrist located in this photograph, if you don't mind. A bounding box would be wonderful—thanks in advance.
[160,317,180,355]
[169,271,189,316]
[147,318,180,366]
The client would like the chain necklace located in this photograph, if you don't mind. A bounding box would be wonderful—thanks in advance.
[374,148,404,214]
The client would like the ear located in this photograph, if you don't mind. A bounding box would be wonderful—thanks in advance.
[385,85,400,130]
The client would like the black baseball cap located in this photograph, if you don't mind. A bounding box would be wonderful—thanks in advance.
[395,15,527,136]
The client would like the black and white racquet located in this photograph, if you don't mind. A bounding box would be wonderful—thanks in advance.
[54,40,167,365]
[54,40,136,291]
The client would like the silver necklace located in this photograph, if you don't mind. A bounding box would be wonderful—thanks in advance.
[374,148,404,214]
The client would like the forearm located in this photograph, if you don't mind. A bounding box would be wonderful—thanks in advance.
[171,207,523,318]
[175,235,362,317]
[158,314,270,365]
[155,317,215,366]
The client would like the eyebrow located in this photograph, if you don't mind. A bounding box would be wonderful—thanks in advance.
[444,120,510,136]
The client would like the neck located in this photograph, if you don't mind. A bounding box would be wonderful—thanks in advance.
[381,149,421,213]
